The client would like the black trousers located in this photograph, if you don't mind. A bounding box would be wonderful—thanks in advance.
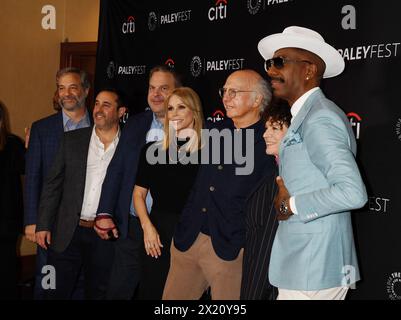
[0,237,17,300]
[106,216,143,300]
[46,226,114,300]
[137,209,180,300]
[241,172,278,300]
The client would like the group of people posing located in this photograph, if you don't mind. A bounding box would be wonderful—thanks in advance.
[19,26,367,300]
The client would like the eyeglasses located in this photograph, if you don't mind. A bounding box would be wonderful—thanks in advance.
[218,88,255,99]
[264,57,312,72]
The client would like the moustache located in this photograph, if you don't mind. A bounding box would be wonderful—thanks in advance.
[95,112,106,118]
[61,96,78,102]
[269,76,285,83]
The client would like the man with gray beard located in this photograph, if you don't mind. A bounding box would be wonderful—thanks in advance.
[24,67,92,299]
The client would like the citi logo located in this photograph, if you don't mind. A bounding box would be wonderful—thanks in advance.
[207,110,225,123]
[208,0,227,21]
[347,112,361,140]
[165,58,175,69]
[122,16,135,34]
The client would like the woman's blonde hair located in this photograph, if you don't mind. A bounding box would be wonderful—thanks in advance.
[162,87,204,153]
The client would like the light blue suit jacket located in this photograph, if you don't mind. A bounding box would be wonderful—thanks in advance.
[269,89,367,291]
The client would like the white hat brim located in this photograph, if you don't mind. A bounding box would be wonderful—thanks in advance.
[257,33,345,78]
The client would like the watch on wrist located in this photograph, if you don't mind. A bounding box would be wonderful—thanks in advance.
[279,199,290,215]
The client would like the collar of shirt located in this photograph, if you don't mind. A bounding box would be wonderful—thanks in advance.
[146,112,164,142]
[226,117,263,131]
[62,108,91,132]
[290,87,320,121]
[151,112,164,129]
[92,125,121,151]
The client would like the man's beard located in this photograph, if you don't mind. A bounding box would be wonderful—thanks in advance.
[59,94,86,111]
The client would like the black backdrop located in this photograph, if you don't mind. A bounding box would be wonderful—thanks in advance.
[94,0,401,300]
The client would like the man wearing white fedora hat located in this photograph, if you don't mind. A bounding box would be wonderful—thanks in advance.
[257,26,367,300]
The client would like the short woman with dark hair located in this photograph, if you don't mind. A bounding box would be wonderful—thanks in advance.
[241,99,291,300]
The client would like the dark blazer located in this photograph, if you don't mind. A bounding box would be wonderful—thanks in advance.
[36,127,92,253]
[24,112,93,227]
[0,135,25,238]
[240,169,278,300]
[96,110,154,239]
[24,112,64,226]
[173,119,276,261]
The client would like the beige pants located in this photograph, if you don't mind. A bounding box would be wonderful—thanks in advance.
[277,287,349,300]
[162,233,244,300]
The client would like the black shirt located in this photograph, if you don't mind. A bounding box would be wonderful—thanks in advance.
[135,140,200,215]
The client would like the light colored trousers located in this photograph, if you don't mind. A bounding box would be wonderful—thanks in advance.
[163,233,244,300]
[277,287,349,300]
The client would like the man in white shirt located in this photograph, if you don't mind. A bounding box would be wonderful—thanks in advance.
[35,89,126,299]
[257,26,367,300]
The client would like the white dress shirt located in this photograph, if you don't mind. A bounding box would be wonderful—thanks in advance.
[288,87,320,215]
[80,126,120,221]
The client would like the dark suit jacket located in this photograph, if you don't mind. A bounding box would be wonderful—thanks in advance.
[96,110,154,239]
[24,111,92,226]
[24,112,64,226]
[36,127,92,253]
[173,119,277,261]
[240,169,278,300]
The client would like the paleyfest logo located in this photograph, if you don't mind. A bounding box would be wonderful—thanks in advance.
[247,0,262,15]
[396,118,401,142]
[148,9,191,30]
[107,61,116,79]
[387,272,401,300]
[247,0,292,15]
[148,11,157,31]
[190,56,203,77]
[189,55,245,77]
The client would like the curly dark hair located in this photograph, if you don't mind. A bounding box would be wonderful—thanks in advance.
[263,98,292,129]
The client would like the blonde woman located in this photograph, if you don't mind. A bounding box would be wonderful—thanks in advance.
[133,87,204,299]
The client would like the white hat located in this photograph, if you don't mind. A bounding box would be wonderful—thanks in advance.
[257,26,345,78]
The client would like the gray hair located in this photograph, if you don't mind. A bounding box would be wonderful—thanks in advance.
[254,77,272,113]
[56,67,91,90]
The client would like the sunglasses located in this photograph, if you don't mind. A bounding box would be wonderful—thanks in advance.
[264,57,312,72]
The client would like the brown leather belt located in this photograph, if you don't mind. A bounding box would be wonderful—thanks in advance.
[79,219,95,228]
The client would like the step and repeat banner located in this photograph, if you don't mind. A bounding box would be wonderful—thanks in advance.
[94,0,401,300]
